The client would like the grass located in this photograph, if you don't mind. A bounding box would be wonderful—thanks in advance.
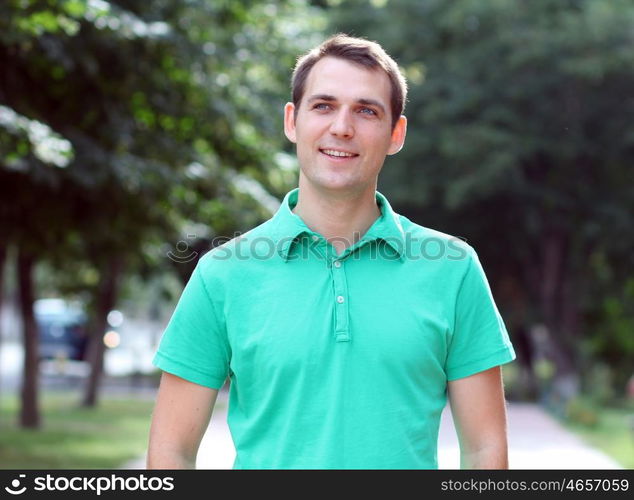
[0,390,156,469]
[562,402,634,469]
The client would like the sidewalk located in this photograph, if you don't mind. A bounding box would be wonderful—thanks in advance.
[125,389,622,469]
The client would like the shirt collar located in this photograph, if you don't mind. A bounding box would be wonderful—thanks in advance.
[273,188,405,261]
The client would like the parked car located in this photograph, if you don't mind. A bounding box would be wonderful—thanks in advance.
[35,298,89,361]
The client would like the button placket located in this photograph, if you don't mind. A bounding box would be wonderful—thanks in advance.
[331,257,350,342]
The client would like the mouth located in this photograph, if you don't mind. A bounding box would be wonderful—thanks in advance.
[319,148,359,160]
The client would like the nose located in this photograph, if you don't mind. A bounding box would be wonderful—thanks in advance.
[329,108,354,138]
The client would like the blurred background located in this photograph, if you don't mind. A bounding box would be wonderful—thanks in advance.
[0,0,632,469]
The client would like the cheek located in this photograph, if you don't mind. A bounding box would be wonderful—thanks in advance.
[294,128,318,150]
[365,135,393,157]
[359,122,392,144]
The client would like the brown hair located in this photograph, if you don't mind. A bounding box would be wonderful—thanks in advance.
[291,34,408,129]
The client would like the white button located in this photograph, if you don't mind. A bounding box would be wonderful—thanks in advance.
[333,261,341,268]
[337,295,345,304]
[311,235,319,242]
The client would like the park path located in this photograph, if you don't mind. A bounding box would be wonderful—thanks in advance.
[126,388,622,469]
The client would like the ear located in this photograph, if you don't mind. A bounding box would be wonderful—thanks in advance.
[387,115,407,155]
[284,102,297,144]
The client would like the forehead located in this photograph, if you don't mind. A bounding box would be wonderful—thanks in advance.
[302,56,391,106]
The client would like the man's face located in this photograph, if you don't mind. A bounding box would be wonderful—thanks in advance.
[284,57,406,196]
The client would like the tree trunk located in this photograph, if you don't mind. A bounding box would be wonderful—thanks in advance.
[539,230,576,377]
[17,248,40,428]
[81,256,123,408]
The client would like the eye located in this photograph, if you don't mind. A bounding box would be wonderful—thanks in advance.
[359,107,377,116]
[312,103,331,111]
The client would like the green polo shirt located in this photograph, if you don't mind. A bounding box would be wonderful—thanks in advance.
[153,188,515,469]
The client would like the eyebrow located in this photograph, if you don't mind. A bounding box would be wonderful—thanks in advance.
[306,94,386,115]
[357,98,386,115]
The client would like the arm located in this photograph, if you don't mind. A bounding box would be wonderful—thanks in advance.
[147,371,218,469]
[447,365,509,469]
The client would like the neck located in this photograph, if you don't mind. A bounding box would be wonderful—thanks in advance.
[292,179,381,255]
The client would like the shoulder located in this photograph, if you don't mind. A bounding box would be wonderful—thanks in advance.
[195,217,281,278]
[397,214,476,266]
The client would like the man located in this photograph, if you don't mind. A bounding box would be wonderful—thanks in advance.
[147,34,515,469]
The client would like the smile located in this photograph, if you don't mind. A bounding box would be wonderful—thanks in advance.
[320,149,359,158]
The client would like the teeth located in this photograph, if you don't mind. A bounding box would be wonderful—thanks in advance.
[322,149,356,158]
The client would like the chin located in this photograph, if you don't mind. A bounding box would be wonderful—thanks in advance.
[318,181,368,195]
[315,175,357,190]
[300,169,365,193]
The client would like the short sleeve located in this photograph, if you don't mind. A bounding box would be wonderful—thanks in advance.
[445,249,516,381]
[152,263,230,389]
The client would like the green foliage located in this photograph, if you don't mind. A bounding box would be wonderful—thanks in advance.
[1,0,90,39]
[1,0,324,288]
